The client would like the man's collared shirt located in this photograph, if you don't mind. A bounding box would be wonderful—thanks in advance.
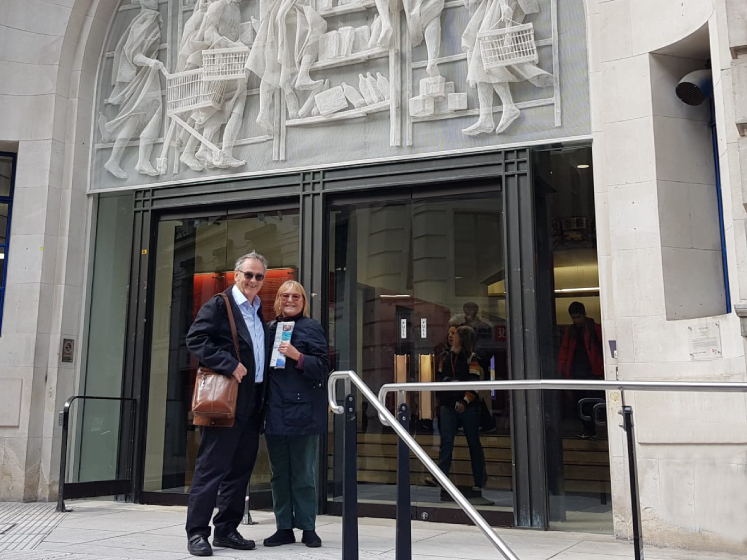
[231,284,265,383]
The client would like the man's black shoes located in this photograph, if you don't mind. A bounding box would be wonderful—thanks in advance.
[187,535,212,557]
[213,530,256,550]
[263,528,296,547]
[302,530,322,548]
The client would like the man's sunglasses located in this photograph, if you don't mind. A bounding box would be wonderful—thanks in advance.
[238,271,265,281]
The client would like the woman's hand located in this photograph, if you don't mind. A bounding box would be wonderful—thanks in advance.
[278,341,301,361]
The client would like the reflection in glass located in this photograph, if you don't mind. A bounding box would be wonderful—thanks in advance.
[144,210,299,494]
[0,157,11,197]
[76,195,134,482]
[328,190,512,515]
[0,203,7,246]
[534,146,612,533]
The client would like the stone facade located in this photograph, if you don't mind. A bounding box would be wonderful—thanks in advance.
[0,0,746,554]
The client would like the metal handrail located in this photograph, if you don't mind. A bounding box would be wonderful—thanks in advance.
[376,378,747,560]
[377,378,747,425]
[57,395,138,513]
[328,370,520,560]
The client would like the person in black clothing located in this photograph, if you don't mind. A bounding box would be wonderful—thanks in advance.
[262,280,330,549]
[427,324,488,502]
[184,252,268,557]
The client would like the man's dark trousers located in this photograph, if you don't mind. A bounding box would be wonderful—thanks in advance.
[185,388,263,539]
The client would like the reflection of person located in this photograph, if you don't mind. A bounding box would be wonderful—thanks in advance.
[461,0,553,136]
[100,0,165,179]
[262,281,330,549]
[558,301,604,439]
[184,252,268,557]
[429,324,488,501]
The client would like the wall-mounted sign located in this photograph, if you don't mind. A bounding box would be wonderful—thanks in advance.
[689,322,722,361]
[61,338,75,363]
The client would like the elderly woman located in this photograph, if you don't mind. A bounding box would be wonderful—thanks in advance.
[263,280,330,548]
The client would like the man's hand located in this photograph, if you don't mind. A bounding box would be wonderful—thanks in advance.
[232,363,248,383]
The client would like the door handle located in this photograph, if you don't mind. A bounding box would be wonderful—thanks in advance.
[418,354,434,420]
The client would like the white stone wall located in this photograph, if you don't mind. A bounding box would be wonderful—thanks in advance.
[590,0,747,552]
[0,0,117,501]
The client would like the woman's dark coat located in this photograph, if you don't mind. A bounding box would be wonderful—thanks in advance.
[264,315,330,435]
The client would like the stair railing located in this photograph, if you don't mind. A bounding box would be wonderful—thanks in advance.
[328,370,521,560]
[376,377,747,560]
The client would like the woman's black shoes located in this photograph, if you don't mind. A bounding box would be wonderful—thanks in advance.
[263,529,296,547]
[302,530,322,548]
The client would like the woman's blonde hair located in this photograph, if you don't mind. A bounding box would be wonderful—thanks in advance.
[273,280,310,318]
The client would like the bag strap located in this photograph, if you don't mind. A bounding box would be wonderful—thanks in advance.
[218,293,241,363]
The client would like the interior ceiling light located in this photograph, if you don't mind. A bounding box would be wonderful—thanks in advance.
[577,164,590,169]
[554,286,599,293]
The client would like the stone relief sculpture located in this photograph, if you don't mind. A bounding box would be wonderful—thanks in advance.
[461,0,553,135]
[246,0,327,130]
[99,0,165,179]
[402,0,445,77]
[95,0,563,181]
[182,0,248,169]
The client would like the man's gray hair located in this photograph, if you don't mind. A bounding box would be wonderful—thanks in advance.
[448,313,466,328]
[235,251,268,272]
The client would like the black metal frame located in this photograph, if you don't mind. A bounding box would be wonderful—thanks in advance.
[57,395,137,512]
[107,148,549,526]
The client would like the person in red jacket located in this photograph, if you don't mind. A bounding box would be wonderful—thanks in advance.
[557,302,604,439]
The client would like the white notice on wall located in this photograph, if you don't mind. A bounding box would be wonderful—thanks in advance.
[400,319,407,339]
[421,318,427,339]
[689,322,722,360]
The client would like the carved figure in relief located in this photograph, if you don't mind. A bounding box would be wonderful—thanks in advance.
[181,0,248,171]
[402,0,445,77]
[100,0,165,179]
[246,0,327,130]
[177,0,213,72]
[461,0,552,136]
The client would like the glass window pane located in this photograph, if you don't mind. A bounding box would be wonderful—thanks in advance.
[75,194,134,482]
[533,147,611,533]
[0,248,5,285]
[0,157,11,197]
[0,203,8,246]
[144,209,300,494]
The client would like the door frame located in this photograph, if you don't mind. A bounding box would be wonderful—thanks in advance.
[119,149,548,527]
[131,195,300,507]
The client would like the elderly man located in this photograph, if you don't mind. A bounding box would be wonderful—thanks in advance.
[185,251,268,556]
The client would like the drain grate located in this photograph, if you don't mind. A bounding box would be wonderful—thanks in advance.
[0,503,66,553]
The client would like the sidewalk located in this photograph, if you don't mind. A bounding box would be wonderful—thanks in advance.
[0,500,741,560]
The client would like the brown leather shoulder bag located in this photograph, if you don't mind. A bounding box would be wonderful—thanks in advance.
[192,293,240,428]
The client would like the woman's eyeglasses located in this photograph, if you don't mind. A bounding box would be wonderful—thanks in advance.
[239,271,265,281]
[280,293,302,301]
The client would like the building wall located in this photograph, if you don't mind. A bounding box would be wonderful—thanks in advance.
[0,0,120,501]
[1,0,747,554]
[590,0,747,552]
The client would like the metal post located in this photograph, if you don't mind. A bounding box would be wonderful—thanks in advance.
[396,401,412,560]
[56,400,71,513]
[342,393,359,560]
[622,406,644,560]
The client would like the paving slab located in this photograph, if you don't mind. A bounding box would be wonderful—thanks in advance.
[0,501,743,560]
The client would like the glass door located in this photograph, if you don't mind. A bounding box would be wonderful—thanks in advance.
[328,184,513,523]
[143,204,300,504]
